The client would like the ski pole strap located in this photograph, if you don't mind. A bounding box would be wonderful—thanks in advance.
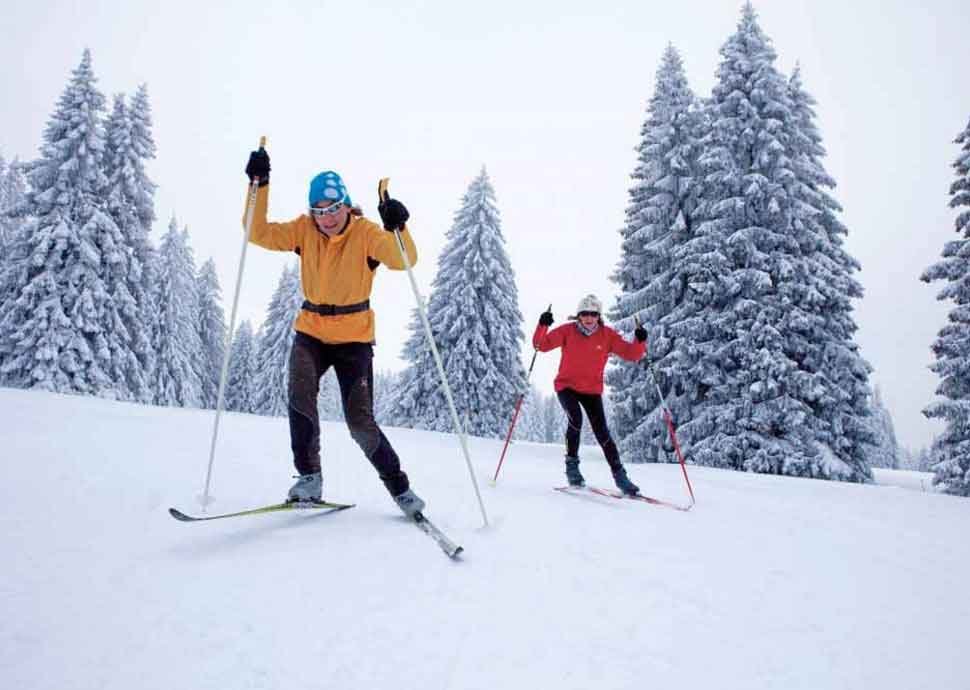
[301,299,370,316]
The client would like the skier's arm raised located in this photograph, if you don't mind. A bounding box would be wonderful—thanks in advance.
[241,147,302,252]
[366,190,417,269]
[366,224,418,269]
[533,310,566,351]
[609,323,647,361]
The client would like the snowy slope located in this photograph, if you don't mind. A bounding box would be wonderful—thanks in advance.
[2,388,967,690]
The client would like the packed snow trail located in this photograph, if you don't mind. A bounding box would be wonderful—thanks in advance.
[3,388,968,690]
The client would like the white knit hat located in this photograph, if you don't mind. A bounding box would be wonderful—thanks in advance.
[576,294,603,314]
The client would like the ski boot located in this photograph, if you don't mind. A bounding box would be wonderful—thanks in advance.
[287,471,322,503]
[393,488,426,518]
[612,467,640,496]
[565,456,585,487]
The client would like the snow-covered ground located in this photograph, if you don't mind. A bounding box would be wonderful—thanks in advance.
[2,388,967,690]
[871,466,935,492]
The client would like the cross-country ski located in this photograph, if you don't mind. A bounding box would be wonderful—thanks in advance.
[168,500,355,522]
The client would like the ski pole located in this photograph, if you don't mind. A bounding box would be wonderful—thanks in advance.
[379,178,488,528]
[200,136,265,510]
[491,304,549,484]
[635,313,696,508]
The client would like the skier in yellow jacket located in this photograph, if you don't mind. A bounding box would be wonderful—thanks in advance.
[243,146,425,517]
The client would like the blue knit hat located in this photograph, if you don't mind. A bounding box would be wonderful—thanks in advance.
[308,170,352,208]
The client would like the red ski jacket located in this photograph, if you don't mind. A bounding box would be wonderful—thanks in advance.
[533,322,646,395]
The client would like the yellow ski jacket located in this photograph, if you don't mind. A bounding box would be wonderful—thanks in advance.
[243,185,418,345]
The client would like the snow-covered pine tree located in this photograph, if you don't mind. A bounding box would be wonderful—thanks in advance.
[899,445,932,473]
[373,369,400,425]
[151,217,204,407]
[0,153,23,258]
[0,155,27,279]
[513,384,547,442]
[0,50,142,399]
[787,64,874,478]
[0,155,19,375]
[126,85,160,345]
[679,5,870,480]
[196,258,227,409]
[0,153,7,256]
[899,445,933,473]
[0,157,29,377]
[252,262,301,416]
[387,168,527,437]
[920,115,970,496]
[225,319,257,413]
[103,86,159,402]
[543,393,567,444]
[606,44,706,464]
[897,446,915,471]
[866,384,900,469]
[383,306,427,425]
[318,371,344,423]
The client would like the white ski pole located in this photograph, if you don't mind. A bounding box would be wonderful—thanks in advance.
[379,177,488,528]
[199,135,265,510]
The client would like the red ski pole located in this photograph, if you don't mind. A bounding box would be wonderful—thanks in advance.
[491,304,550,484]
[636,314,696,508]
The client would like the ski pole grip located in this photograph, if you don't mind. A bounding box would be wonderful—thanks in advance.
[249,136,267,187]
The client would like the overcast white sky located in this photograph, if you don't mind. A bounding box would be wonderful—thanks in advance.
[2,0,968,450]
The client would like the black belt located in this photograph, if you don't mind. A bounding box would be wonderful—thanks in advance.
[301,299,370,316]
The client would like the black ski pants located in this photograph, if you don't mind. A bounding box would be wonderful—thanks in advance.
[288,332,409,497]
[556,388,623,472]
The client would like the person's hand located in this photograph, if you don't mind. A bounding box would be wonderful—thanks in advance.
[634,326,647,342]
[378,189,409,231]
[245,148,270,187]
[539,310,554,327]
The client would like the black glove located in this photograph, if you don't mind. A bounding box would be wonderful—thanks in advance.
[634,326,647,342]
[539,311,554,327]
[378,197,409,231]
[245,148,270,187]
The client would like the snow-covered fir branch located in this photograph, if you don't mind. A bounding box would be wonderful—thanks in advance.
[920,114,970,496]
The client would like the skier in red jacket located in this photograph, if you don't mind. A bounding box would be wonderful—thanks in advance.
[533,294,647,495]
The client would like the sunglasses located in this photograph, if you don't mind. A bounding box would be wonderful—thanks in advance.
[578,311,600,318]
[309,201,346,217]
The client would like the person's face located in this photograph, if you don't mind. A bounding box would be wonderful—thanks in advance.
[310,200,350,236]
[578,311,599,328]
